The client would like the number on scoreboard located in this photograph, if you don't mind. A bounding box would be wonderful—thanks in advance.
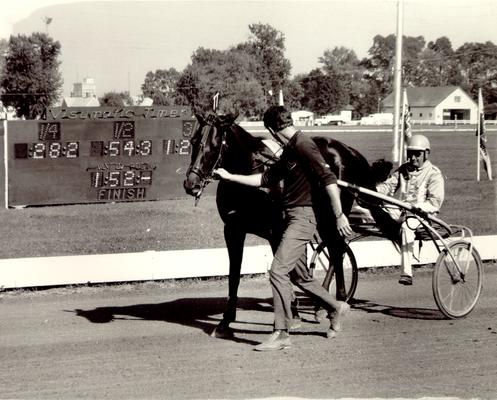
[38,122,61,141]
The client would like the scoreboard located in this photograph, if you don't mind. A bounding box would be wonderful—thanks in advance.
[6,106,197,207]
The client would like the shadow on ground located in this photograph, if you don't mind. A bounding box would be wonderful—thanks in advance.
[69,291,446,348]
[70,296,274,345]
[349,298,446,320]
[294,292,446,321]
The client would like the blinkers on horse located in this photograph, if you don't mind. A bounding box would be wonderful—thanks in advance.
[184,112,227,204]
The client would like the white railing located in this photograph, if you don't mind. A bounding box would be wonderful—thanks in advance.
[442,120,472,125]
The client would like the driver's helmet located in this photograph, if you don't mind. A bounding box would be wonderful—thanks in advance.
[263,106,293,133]
[406,134,430,152]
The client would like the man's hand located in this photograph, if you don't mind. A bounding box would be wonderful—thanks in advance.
[336,213,353,237]
[410,205,429,220]
[213,168,231,180]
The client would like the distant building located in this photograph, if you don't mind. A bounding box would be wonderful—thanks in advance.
[131,95,154,106]
[291,110,314,126]
[382,86,478,124]
[0,101,17,120]
[61,97,100,107]
[71,77,97,98]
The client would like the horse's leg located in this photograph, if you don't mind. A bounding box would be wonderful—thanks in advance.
[332,196,354,301]
[322,217,349,302]
[311,223,348,323]
[331,238,347,301]
[212,223,246,338]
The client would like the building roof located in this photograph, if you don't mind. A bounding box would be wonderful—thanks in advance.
[131,96,153,106]
[382,86,465,107]
[62,97,100,107]
[291,110,313,117]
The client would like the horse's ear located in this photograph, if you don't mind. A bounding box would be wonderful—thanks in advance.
[225,112,239,124]
[195,113,205,125]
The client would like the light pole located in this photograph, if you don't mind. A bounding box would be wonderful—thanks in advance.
[43,17,52,35]
[392,0,403,165]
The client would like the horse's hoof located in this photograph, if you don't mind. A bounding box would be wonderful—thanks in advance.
[211,325,234,339]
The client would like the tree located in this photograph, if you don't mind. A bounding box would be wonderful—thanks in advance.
[362,34,425,98]
[0,38,8,78]
[99,91,133,107]
[282,76,305,111]
[455,41,497,100]
[0,33,62,119]
[175,69,200,109]
[318,46,375,118]
[424,37,462,86]
[167,23,293,117]
[300,69,348,115]
[141,68,181,105]
[237,23,292,105]
[401,35,426,86]
[319,46,359,75]
[176,47,266,117]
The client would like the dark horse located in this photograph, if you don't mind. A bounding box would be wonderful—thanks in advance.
[183,111,391,338]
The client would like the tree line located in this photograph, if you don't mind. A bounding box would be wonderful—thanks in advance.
[1,24,497,119]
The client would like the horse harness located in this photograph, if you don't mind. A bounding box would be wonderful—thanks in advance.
[187,117,227,205]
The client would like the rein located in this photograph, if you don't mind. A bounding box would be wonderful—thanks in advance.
[188,127,227,206]
[251,156,276,172]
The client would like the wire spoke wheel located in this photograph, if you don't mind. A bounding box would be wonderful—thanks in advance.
[432,240,483,319]
[309,242,358,302]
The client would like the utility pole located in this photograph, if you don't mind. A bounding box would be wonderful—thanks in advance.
[392,0,403,164]
[43,17,52,35]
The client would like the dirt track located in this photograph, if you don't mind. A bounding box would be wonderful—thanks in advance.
[1,266,497,399]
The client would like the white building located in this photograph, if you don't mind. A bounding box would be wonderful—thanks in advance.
[291,110,314,126]
[382,86,478,124]
[71,77,97,98]
[61,97,100,107]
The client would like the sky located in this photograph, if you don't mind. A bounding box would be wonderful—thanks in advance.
[2,0,497,98]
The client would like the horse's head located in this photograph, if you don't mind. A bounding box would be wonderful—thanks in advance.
[183,111,237,202]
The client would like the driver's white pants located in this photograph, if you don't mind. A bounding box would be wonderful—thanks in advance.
[387,207,421,277]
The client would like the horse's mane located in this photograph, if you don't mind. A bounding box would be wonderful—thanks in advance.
[225,122,280,174]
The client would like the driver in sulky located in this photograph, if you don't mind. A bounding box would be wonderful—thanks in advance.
[376,134,445,286]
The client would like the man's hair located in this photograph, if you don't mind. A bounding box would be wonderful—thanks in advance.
[263,106,293,132]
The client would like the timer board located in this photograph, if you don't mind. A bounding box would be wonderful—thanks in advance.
[6,106,197,207]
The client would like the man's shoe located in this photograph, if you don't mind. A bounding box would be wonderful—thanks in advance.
[289,318,302,331]
[328,301,350,336]
[315,308,328,323]
[254,330,291,351]
[399,275,413,285]
[326,329,337,339]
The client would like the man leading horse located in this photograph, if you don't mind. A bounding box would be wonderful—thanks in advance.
[214,105,352,351]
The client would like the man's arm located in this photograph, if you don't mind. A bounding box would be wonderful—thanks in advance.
[416,171,445,213]
[213,168,262,187]
[325,183,353,237]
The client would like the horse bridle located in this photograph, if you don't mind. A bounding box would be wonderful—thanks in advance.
[187,119,227,205]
